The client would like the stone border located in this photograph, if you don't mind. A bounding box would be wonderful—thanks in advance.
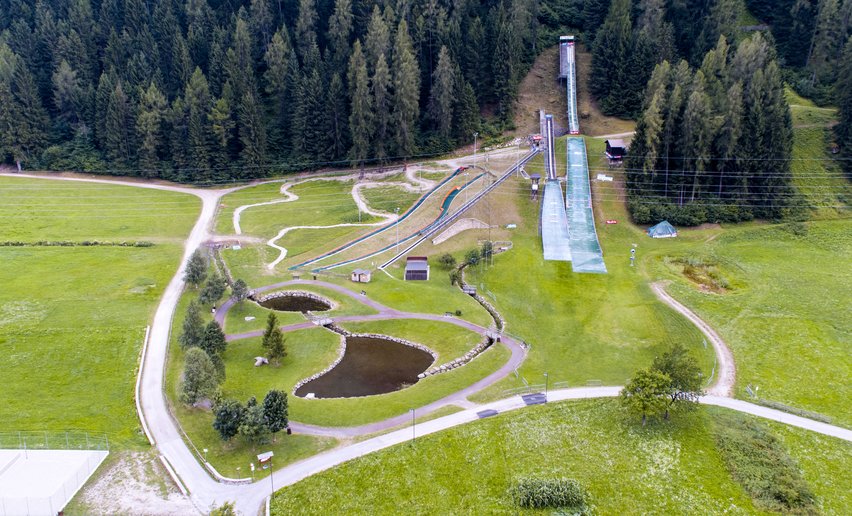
[291,330,437,399]
[252,290,337,311]
[419,335,495,378]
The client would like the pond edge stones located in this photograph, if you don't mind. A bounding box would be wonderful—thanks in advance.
[252,290,337,311]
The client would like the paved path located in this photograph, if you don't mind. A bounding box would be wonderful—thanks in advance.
[216,279,525,438]
[651,281,736,396]
[7,171,852,516]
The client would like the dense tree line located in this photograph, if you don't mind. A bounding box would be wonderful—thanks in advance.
[836,37,852,180]
[626,34,795,225]
[0,0,544,182]
[745,0,852,104]
[590,0,742,118]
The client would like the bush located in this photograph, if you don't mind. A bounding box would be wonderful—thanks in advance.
[509,477,589,509]
[713,414,817,513]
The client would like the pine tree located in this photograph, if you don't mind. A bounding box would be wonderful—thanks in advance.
[681,72,713,202]
[591,0,633,116]
[365,5,391,72]
[94,71,116,151]
[836,37,852,180]
[295,0,318,62]
[52,60,86,134]
[184,68,213,181]
[249,0,274,58]
[453,76,480,143]
[264,28,293,156]
[136,82,168,177]
[328,0,354,71]
[348,41,373,167]
[179,300,205,349]
[237,89,268,174]
[262,390,289,441]
[428,46,456,142]
[200,320,227,381]
[492,5,517,121]
[210,87,236,172]
[184,248,209,286]
[391,20,420,157]
[326,73,349,160]
[104,80,134,169]
[180,348,219,405]
[261,312,278,349]
[372,53,391,161]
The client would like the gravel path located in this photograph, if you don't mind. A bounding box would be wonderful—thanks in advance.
[216,279,527,438]
[5,171,850,516]
[650,281,736,396]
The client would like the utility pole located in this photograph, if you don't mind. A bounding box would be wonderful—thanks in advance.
[395,207,400,255]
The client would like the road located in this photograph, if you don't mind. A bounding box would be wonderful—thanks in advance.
[4,171,851,516]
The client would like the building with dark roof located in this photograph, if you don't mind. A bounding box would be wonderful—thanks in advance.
[404,256,429,281]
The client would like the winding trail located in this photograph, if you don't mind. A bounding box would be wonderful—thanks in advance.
[215,280,524,438]
[5,171,852,516]
[651,281,736,396]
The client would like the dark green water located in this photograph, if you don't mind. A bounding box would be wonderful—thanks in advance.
[295,336,434,398]
[258,294,330,312]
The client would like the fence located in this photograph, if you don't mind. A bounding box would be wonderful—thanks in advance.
[0,431,108,451]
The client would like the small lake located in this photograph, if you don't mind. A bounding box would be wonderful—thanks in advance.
[257,293,331,312]
[295,336,435,398]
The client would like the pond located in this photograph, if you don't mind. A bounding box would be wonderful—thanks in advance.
[257,293,331,312]
[295,336,435,398]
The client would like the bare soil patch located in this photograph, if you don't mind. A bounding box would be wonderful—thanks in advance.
[512,45,566,136]
[575,43,637,137]
[67,451,196,516]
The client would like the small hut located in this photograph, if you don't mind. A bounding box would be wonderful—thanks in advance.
[350,268,372,283]
[605,139,628,165]
[404,256,430,281]
[647,220,677,238]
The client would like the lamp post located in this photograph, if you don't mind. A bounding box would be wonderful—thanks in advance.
[473,132,479,169]
[202,448,208,463]
[410,408,416,443]
[250,462,255,481]
[544,372,549,402]
[269,458,274,494]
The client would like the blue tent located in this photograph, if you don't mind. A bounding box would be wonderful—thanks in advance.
[648,220,677,238]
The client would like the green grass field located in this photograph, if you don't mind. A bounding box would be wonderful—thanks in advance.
[270,399,852,514]
[216,179,378,237]
[359,185,422,214]
[0,178,198,445]
[0,176,199,241]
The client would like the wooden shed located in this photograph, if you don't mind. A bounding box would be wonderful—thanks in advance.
[350,268,372,283]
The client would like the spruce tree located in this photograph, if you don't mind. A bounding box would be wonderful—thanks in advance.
[428,46,456,142]
[136,82,168,177]
[179,300,205,350]
[184,68,213,182]
[326,73,349,160]
[372,53,391,161]
[104,80,134,169]
[836,37,852,180]
[348,42,373,167]
[365,5,390,72]
[180,348,219,405]
[391,20,420,157]
[262,390,289,441]
[238,89,268,174]
[264,28,293,157]
[591,0,633,116]
[328,0,354,71]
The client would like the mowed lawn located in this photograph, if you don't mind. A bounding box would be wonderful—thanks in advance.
[271,398,852,514]
[466,138,715,397]
[0,178,198,444]
[649,220,852,426]
[0,176,199,240]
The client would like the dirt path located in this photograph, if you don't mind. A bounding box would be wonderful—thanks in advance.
[650,281,736,396]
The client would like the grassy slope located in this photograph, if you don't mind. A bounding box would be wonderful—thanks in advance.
[215,180,378,237]
[467,137,714,399]
[359,185,422,215]
[271,398,852,514]
[0,179,198,445]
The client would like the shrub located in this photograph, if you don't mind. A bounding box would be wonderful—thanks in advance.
[509,477,589,509]
[713,413,817,513]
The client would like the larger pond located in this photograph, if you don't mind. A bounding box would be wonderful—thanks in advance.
[295,336,435,398]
